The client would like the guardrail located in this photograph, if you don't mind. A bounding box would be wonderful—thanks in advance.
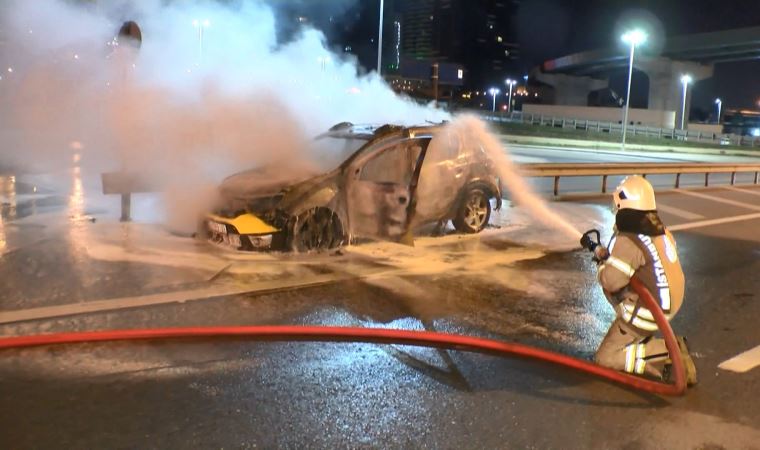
[101,172,164,221]
[103,163,760,220]
[480,110,760,149]
[520,162,760,196]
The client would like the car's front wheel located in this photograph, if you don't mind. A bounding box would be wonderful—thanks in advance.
[453,187,491,233]
[288,207,345,252]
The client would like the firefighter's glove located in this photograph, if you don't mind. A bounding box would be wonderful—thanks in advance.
[593,246,610,264]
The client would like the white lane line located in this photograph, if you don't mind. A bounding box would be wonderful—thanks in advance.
[0,268,397,325]
[656,202,705,220]
[676,189,760,211]
[669,212,760,231]
[722,186,760,197]
[719,345,760,373]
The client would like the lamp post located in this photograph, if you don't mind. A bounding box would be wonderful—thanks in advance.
[377,0,384,74]
[715,98,722,124]
[192,19,210,64]
[505,78,517,113]
[680,74,693,130]
[489,87,500,114]
[620,29,646,151]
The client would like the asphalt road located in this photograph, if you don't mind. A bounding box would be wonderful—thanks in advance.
[1,147,760,449]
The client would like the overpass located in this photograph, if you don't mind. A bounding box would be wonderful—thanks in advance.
[533,26,760,127]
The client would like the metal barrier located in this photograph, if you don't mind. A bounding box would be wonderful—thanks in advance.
[104,163,760,220]
[101,172,163,221]
[480,110,760,149]
[519,162,760,196]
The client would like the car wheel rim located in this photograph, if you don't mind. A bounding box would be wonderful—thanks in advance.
[464,192,488,229]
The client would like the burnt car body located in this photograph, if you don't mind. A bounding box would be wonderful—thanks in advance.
[205,123,502,252]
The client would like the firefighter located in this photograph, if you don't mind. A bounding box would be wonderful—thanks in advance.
[581,175,697,385]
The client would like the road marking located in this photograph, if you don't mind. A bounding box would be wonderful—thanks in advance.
[656,202,705,220]
[676,189,760,211]
[722,186,760,197]
[719,345,760,373]
[0,268,398,325]
[669,212,760,231]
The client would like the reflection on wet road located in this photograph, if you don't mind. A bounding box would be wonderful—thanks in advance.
[2,165,760,448]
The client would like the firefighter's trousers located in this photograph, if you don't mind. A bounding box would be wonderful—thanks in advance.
[594,318,671,379]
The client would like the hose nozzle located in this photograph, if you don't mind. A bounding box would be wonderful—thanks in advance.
[580,229,601,252]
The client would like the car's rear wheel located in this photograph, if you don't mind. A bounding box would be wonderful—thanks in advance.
[453,187,491,233]
[288,207,345,252]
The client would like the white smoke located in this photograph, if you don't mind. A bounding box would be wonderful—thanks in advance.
[0,0,445,228]
[0,1,582,244]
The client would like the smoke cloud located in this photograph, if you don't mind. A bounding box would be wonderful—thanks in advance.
[0,0,445,228]
[0,1,581,244]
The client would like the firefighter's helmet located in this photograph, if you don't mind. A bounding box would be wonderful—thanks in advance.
[613,175,656,212]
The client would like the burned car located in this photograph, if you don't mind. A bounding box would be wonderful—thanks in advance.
[204,122,502,251]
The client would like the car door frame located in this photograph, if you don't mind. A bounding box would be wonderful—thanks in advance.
[342,134,431,242]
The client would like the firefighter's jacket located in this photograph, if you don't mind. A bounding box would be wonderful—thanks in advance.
[598,230,685,332]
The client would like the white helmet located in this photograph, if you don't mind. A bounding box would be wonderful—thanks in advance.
[613,175,656,211]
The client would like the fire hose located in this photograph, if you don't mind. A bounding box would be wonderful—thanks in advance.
[0,278,685,396]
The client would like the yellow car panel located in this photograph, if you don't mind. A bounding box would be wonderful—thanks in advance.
[207,213,279,235]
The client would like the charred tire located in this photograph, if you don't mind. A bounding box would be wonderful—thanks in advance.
[453,187,491,233]
[287,207,345,252]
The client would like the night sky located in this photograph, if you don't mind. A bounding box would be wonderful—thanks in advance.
[315,0,760,114]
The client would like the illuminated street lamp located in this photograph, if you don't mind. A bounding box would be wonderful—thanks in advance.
[489,87,500,113]
[192,19,210,63]
[505,78,517,113]
[680,74,693,130]
[620,29,647,151]
[715,98,722,124]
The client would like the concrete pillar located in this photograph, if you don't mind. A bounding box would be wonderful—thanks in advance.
[640,57,713,129]
[532,72,607,106]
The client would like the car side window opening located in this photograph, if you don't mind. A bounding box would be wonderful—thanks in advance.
[359,140,424,185]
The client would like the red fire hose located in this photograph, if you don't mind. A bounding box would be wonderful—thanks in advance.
[0,277,686,395]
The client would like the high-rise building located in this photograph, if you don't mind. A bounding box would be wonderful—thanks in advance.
[395,0,521,88]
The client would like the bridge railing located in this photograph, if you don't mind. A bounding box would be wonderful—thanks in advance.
[482,110,760,149]
[519,162,760,196]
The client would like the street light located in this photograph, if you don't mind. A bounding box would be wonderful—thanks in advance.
[620,29,647,151]
[489,87,500,113]
[192,19,210,63]
[505,78,517,113]
[680,74,693,130]
[715,98,722,124]
[377,0,384,74]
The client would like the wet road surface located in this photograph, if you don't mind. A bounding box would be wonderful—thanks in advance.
[1,161,760,449]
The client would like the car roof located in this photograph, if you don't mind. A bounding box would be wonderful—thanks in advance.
[316,121,446,141]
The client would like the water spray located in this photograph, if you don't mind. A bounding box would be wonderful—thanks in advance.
[443,116,583,241]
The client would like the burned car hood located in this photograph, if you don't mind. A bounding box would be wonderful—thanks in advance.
[217,162,340,216]
[219,165,322,199]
